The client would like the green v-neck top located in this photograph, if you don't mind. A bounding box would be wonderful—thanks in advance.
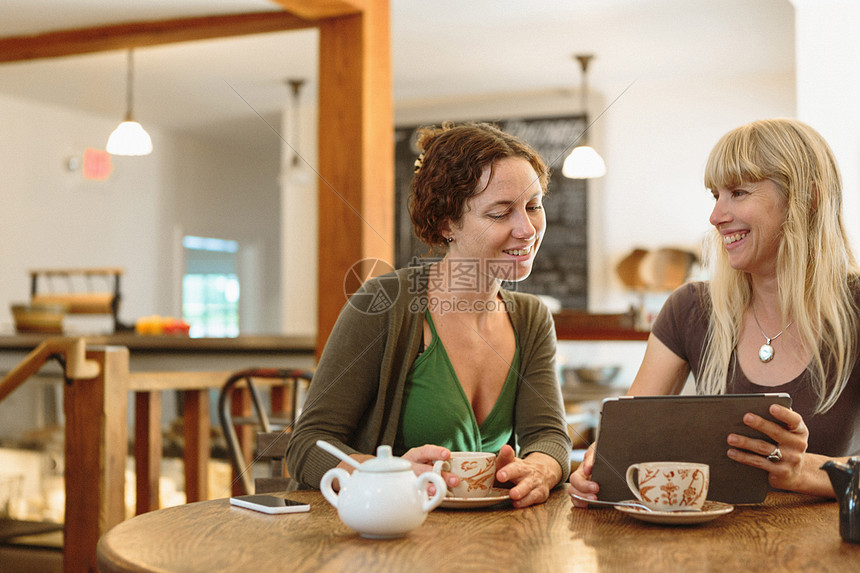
[396,311,520,453]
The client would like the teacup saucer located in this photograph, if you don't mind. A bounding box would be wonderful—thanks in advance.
[614,500,733,525]
[439,488,511,509]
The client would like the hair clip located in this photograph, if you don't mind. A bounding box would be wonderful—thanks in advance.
[413,153,425,173]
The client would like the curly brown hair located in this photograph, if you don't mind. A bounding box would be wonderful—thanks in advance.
[409,122,549,248]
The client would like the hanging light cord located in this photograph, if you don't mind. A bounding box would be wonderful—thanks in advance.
[577,54,591,112]
[288,79,305,168]
[125,49,135,121]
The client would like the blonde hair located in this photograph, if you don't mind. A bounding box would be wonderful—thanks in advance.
[701,118,859,413]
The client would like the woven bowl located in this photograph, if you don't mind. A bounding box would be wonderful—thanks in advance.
[10,303,67,334]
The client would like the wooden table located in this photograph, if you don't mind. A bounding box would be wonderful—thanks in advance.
[97,488,859,572]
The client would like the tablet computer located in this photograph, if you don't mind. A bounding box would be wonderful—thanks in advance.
[590,393,792,504]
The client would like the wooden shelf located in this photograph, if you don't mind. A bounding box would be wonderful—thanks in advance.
[553,310,650,341]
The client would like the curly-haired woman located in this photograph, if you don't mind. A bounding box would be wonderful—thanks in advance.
[287,122,571,508]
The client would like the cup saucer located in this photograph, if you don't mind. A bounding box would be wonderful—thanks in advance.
[439,487,511,509]
[614,500,733,525]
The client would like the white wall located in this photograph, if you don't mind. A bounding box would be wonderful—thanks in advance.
[0,94,168,331]
[598,71,796,312]
[280,92,319,338]
[170,133,281,333]
[0,93,281,334]
[793,0,860,256]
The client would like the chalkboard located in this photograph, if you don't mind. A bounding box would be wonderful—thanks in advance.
[394,115,589,309]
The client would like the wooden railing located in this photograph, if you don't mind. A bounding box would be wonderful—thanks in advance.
[0,337,100,401]
[0,339,126,572]
[0,338,294,572]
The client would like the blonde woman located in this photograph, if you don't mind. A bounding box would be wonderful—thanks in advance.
[570,118,860,503]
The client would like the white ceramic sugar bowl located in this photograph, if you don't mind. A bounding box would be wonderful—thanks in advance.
[320,445,447,538]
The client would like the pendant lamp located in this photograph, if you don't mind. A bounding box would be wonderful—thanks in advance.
[288,79,306,169]
[281,78,312,185]
[107,49,153,156]
[562,54,606,179]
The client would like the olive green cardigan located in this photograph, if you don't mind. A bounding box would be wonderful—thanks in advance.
[285,264,571,488]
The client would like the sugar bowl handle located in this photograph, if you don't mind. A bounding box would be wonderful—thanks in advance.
[417,471,447,511]
[320,467,350,508]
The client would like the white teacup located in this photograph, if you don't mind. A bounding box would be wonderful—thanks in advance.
[626,461,709,511]
[433,452,496,498]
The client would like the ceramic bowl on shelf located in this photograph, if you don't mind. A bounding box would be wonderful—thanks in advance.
[562,365,621,387]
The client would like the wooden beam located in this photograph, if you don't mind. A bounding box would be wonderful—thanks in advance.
[0,11,316,63]
[316,0,393,354]
[271,0,364,20]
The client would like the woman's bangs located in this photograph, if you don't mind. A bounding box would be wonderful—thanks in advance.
[704,132,766,191]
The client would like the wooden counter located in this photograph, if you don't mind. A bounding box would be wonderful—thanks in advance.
[0,333,315,353]
[0,333,317,375]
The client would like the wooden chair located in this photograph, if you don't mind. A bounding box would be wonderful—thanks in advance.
[254,430,294,493]
[217,368,313,495]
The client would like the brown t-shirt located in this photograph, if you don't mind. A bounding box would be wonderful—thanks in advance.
[652,281,860,457]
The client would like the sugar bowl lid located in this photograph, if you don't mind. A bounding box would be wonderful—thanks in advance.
[357,445,411,473]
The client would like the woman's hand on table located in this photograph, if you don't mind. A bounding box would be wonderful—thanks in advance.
[567,444,599,508]
[494,445,561,508]
[726,404,833,496]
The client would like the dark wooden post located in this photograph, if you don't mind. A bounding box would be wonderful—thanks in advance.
[63,346,128,573]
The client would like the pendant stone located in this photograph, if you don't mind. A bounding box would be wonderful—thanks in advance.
[759,343,775,363]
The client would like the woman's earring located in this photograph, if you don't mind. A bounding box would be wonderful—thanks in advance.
[446,236,454,243]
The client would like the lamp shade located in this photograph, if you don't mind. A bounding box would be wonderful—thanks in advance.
[562,145,606,179]
[107,49,152,156]
[106,120,153,156]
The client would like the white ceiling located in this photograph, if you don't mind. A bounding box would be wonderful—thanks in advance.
[0,0,794,145]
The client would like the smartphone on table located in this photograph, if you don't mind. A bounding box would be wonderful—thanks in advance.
[229,494,310,514]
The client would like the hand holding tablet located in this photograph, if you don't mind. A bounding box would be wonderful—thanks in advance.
[591,393,792,504]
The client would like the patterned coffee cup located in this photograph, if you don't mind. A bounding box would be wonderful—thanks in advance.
[626,461,709,511]
[433,452,496,498]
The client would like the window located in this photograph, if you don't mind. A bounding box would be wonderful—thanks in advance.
[182,236,240,338]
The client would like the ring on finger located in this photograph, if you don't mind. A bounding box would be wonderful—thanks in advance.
[766,447,783,463]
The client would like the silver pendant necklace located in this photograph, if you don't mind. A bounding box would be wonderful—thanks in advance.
[751,304,793,363]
